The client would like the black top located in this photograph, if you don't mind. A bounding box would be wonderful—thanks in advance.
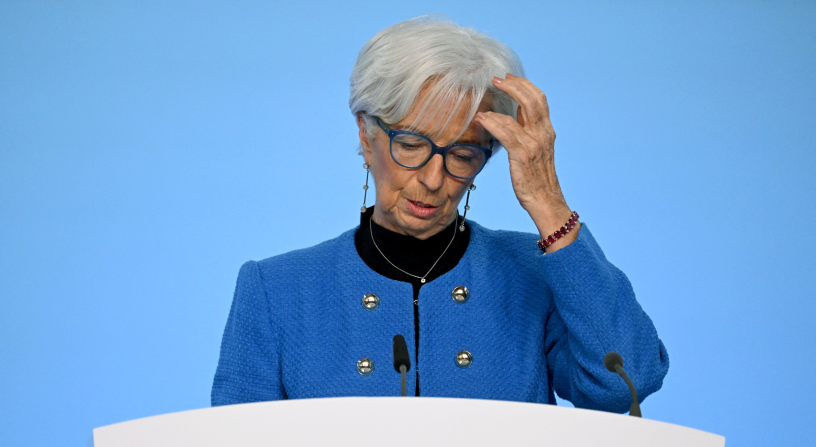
[354,206,470,395]
[354,207,470,291]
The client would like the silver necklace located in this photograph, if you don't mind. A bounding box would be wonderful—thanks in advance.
[369,215,458,284]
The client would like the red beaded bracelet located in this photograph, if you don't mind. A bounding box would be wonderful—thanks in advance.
[536,211,580,251]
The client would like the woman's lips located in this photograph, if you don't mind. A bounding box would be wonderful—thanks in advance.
[407,199,440,218]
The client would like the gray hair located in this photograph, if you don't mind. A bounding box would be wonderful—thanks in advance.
[349,16,525,154]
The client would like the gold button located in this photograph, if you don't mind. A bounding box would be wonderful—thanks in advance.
[357,358,374,375]
[452,286,469,304]
[362,293,379,310]
[455,350,473,368]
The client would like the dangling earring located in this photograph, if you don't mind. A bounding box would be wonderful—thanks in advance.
[459,183,476,232]
[361,162,370,213]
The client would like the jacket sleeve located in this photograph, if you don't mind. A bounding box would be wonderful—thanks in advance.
[541,224,669,412]
[211,260,285,406]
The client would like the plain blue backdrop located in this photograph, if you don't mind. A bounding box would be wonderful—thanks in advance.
[1,1,814,445]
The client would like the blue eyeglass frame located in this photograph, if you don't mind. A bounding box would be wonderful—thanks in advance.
[374,116,494,180]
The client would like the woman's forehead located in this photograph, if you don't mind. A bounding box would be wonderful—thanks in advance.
[394,95,492,145]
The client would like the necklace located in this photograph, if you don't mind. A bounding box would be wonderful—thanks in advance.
[369,215,458,284]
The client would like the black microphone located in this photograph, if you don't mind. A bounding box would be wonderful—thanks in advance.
[392,335,411,397]
[604,352,642,417]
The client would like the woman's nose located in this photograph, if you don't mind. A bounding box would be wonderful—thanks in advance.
[417,154,445,191]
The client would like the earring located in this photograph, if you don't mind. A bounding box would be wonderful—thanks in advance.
[361,162,370,213]
[459,183,476,232]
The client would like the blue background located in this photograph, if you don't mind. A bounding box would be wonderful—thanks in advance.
[1,1,814,445]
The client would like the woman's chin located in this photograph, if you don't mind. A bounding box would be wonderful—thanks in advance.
[396,209,455,238]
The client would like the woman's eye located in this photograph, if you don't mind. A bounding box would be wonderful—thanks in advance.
[450,149,478,162]
[396,140,427,151]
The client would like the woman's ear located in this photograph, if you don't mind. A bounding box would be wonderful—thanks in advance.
[357,113,373,164]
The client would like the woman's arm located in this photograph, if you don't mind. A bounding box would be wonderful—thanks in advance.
[211,261,285,406]
[540,224,669,412]
[479,75,668,410]
[475,73,577,253]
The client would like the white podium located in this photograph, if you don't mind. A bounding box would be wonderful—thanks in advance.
[91,397,724,446]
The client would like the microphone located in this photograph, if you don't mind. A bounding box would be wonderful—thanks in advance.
[604,352,642,417]
[392,335,411,396]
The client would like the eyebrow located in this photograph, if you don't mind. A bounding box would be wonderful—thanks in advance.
[392,124,489,147]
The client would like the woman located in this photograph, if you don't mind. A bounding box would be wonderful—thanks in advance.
[212,18,669,412]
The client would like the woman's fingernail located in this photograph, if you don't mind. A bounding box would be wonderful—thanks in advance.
[477,112,486,120]
[493,76,502,84]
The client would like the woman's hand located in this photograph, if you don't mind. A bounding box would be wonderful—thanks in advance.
[475,74,579,252]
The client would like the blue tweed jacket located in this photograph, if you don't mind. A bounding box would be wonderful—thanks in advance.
[211,222,669,412]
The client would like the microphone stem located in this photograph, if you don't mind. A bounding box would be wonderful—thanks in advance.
[400,365,407,397]
[614,364,641,417]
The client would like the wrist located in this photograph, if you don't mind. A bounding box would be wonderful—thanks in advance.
[534,210,580,254]
[525,201,573,237]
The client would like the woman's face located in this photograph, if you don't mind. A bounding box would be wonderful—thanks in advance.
[358,94,492,240]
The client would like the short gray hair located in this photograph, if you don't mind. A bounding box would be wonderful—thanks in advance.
[349,16,525,153]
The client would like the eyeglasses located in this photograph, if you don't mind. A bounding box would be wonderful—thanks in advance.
[374,116,494,180]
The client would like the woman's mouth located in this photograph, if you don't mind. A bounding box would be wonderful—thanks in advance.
[407,199,440,218]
